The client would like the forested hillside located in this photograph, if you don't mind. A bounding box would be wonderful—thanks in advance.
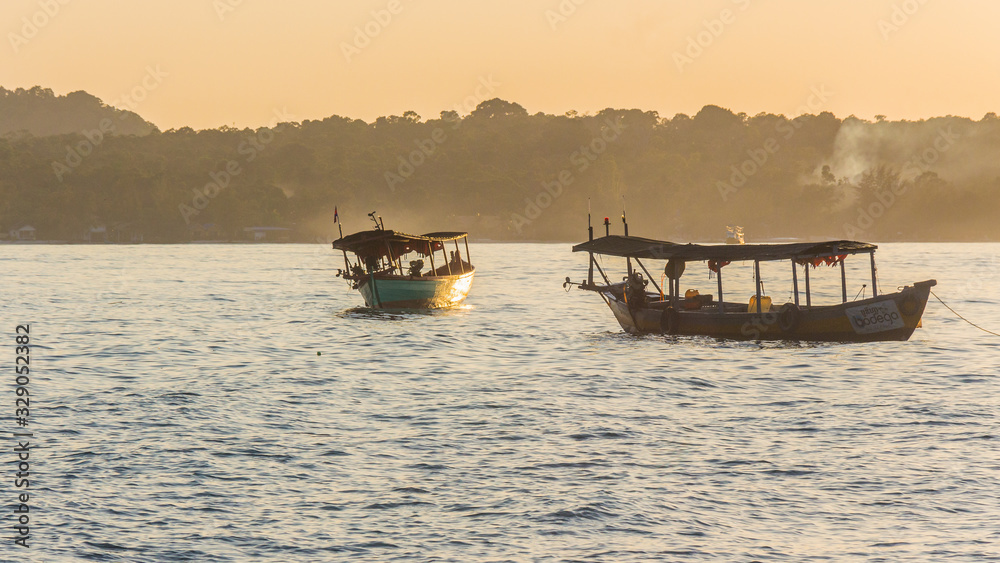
[0,87,156,138]
[1,87,998,242]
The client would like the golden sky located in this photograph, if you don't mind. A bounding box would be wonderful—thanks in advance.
[4,0,999,129]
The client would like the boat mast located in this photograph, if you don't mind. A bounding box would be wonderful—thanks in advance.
[622,196,628,236]
[622,197,632,277]
[587,199,594,287]
[337,219,350,274]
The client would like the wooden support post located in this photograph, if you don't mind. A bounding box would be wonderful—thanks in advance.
[792,260,800,306]
[840,258,848,303]
[754,260,763,314]
[384,241,397,273]
[454,240,465,274]
[804,263,811,309]
[716,265,724,315]
[870,251,878,297]
[587,220,594,286]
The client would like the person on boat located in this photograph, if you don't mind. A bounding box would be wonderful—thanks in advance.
[624,271,648,309]
[408,259,424,277]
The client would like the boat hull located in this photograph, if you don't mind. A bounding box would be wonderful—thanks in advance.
[356,269,475,309]
[602,280,936,342]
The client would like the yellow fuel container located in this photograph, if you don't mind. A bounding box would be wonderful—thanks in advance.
[748,295,772,313]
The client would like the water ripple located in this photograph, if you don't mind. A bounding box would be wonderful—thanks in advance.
[5,243,999,562]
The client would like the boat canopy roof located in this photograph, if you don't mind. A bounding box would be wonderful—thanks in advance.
[572,236,877,262]
[333,229,468,260]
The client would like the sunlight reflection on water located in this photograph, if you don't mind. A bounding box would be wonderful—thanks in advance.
[3,242,998,561]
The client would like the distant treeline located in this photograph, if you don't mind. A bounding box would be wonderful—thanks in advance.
[2,86,999,242]
[1,86,156,138]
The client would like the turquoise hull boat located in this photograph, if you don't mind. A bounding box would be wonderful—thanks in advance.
[333,217,476,310]
[358,269,475,309]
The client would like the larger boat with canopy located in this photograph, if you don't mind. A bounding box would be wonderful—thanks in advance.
[566,214,935,342]
[332,212,475,309]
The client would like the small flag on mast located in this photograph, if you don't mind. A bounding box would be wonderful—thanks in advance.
[334,207,339,223]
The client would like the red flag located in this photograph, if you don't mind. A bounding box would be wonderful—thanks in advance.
[334,207,339,223]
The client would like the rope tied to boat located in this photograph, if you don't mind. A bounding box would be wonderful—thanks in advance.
[930,290,1000,338]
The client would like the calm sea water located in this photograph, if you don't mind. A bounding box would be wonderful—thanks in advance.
[3,242,999,562]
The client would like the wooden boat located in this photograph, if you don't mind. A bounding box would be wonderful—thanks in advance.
[566,219,935,342]
[332,214,474,309]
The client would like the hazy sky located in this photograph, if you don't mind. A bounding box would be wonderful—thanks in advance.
[4,0,999,130]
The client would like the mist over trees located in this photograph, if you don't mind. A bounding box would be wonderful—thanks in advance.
[1,86,998,242]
